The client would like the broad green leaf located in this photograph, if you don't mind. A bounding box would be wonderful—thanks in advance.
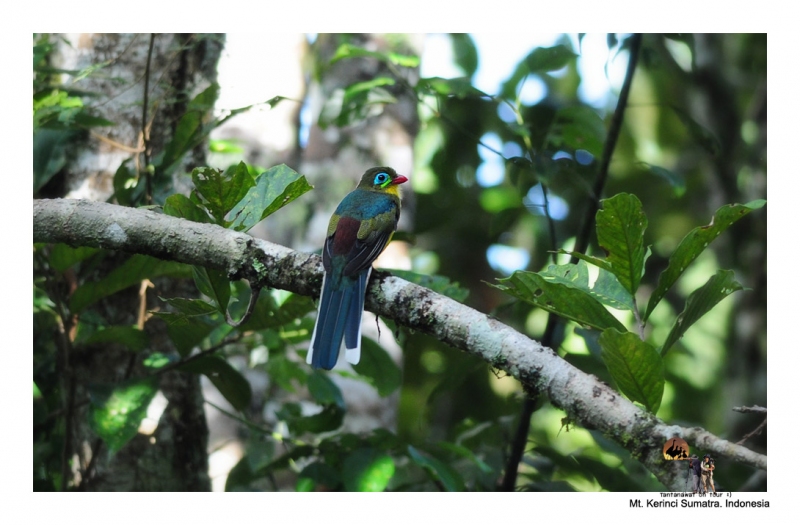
[33,129,76,192]
[330,43,419,67]
[49,243,100,272]
[160,83,219,175]
[276,403,344,435]
[191,163,254,224]
[265,355,308,393]
[660,270,743,356]
[227,164,313,232]
[88,378,158,452]
[351,338,403,397]
[450,33,478,77]
[307,370,345,408]
[644,200,765,320]
[493,272,626,332]
[389,270,469,303]
[238,292,316,332]
[407,445,465,492]
[596,193,648,296]
[525,45,577,73]
[152,312,215,357]
[342,448,395,492]
[416,77,488,98]
[550,106,607,158]
[70,255,190,313]
[112,159,141,207]
[540,261,635,311]
[192,266,230,315]
[84,326,149,352]
[158,296,219,317]
[163,193,213,224]
[178,355,252,411]
[599,329,664,413]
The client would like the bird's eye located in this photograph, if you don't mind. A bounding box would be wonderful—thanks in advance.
[374,172,388,185]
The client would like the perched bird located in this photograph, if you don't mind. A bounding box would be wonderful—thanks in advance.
[307,167,408,370]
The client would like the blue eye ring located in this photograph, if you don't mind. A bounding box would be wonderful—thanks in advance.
[374,172,389,185]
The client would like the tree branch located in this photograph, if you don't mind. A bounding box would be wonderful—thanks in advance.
[33,198,767,487]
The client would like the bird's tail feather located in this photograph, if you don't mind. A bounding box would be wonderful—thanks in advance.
[345,268,370,364]
[308,272,363,370]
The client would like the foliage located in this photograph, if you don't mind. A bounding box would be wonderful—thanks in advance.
[33,33,767,492]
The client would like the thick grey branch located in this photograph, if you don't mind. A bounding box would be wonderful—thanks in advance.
[33,198,767,486]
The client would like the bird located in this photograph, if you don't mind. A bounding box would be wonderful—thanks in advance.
[307,167,408,370]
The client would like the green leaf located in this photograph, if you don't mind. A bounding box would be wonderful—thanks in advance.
[525,45,577,73]
[307,370,345,408]
[595,193,648,296]
[660,270,743,356]
[351,338,403,397]
[84,326,149,352]
[191,163,254,224]
[342,448,395,492]
[276,403,344,435]
[178,355,252,411]
[644,200,765,321]
[265,355,308,393]
[158,296,219,317]
[33,129,76,193]
[450,33,478,77]
[160,83,219,175]
[389,270,469,303]
[163,193,213,224]
[493,272,626,332]
[416,77,488,98]
[70,255,190,313]
[599,329,664,413]
[227,164,313,232]
[88,378,158,452]
[330,43,419,67]
[540,261,635,311]
[48,243,100,272]
[407,445,465,491]
[192,266,230,315]
[152,312,215,357]
[550,106,607,158]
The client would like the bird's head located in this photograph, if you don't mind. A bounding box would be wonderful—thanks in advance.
[357,167,408,196]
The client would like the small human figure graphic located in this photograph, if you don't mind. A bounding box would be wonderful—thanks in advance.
[701,454,716,493]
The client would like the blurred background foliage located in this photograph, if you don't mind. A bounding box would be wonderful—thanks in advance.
[33,33,766,492]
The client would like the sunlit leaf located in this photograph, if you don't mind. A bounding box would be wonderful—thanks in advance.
[493,272,626,332]
[227,164,313,232]
[89,378,158,452]
[330,43,419,67]
[595,193,648,296]
[191,163,254,224]
[342,448,395,492]
[540,261,635,311]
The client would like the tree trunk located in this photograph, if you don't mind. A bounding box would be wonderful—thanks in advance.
[45,33,223,491]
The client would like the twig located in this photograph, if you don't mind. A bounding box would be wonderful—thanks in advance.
[142,33,156,205]
[225,285,262,328]
[733,405,767,414]
[153,332,244,376]
[736,417,767,446]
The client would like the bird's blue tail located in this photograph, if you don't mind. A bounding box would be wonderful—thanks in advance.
[308,270,369,370]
